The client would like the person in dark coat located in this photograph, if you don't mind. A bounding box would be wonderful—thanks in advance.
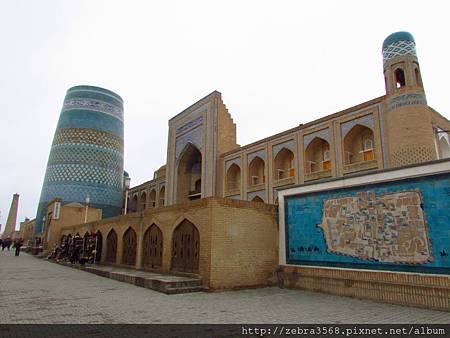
[5,238,12,251]
[13,238,23,256]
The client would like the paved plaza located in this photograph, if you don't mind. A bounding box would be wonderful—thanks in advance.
[0,251,449,324]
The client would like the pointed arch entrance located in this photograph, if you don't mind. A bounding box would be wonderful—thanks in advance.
[143,224,163,269]
[176,143,202,203]
[171,219,200,273]
[106,229,117,263]
[122,227,137,266]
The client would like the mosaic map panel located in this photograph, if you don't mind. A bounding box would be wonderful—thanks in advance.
[319,191,431,264]
[285,173,450,274]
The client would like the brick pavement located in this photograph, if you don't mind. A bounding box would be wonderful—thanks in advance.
[0,250,449,324]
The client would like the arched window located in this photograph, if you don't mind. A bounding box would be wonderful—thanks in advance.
[395,68,406,88]
[273,148,295,180]
[248,156,265,186]
[226,164,241,192]
[159,186,165,206]
[438,136,450,159]
[139,192,147,211]
[149,189,156,208]
[130,195,138,213]
[305,137,331,173]
[343,125,375,164]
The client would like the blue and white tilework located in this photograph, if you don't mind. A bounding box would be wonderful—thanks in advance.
[35,86,124,233]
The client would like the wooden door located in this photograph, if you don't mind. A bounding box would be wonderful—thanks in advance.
[122,227,137,266]
[106,230,117,263]
[143,224,163,269]
[171,220,199,273]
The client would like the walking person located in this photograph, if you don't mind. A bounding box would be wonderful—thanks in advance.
[5,238,12,251]
[14,238,23,256]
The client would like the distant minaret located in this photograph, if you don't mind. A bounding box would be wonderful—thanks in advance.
[3,194,19,238]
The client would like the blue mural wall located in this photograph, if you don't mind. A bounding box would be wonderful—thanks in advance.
[35,85,124,233]
[284,172,450,274]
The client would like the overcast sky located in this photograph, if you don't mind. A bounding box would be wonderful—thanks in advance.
[1,0,449,231]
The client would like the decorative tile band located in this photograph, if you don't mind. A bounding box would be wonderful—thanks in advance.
[386,93,427,112]
[176,116,203,135]
[383,40,417,63]
[62,98,123,122]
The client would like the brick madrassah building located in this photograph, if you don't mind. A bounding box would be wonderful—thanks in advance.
[19,32,450,310]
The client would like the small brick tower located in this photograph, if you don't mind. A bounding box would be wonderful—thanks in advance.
[383,31,437,167]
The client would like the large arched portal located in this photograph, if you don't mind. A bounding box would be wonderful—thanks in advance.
[122,227,137,266]
[143,224,163,269]
[106,229,117,263]
[176,144,202,203]
[171,219,200,273]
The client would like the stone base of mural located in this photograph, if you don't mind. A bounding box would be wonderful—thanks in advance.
[277,265,450,311]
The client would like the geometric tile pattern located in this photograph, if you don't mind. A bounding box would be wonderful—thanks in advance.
[383,40,416,63]
[53,128,123,151]
[35,85,124,234]
[48,145,123,172]
[45,164,122,188]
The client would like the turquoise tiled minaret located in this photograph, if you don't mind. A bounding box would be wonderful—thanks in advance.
[35,85,124,233]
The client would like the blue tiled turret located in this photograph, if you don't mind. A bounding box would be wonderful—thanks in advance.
[382,31,417,64]
[35,85,124,233]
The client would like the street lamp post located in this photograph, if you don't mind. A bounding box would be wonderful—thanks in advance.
[84,196,90,223]
[123,176,131,215]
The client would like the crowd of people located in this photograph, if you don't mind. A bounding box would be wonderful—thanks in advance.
[0,237,24,256]
[49,232,100,265]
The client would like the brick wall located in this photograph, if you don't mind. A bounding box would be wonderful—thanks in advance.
[59,197,278,290]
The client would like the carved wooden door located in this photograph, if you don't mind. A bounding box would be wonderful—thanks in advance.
[106,230,117,263]
[143,225,163,269]
[122,228,137,266]
[171,220,199,273]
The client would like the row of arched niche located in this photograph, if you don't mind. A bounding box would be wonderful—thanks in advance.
[61,219,200,273]
[226,124,376,193]
[127,186,165,213]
